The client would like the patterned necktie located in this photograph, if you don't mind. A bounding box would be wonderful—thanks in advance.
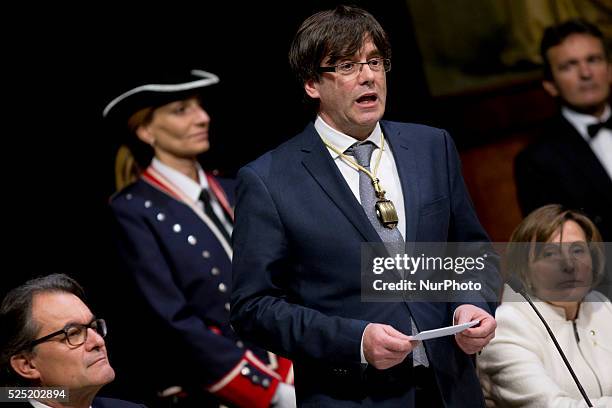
[586,117,612,139]
[345,141,429,367]
[199,188,231,243]
[345,142,404,243]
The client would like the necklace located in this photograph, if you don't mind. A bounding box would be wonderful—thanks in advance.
[321,133,399,229]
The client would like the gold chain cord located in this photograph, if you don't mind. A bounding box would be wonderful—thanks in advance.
[320,133,385,183]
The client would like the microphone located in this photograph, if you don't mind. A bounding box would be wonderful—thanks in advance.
[505,276,593,407]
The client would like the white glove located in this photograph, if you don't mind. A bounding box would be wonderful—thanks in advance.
[271,382,296,408]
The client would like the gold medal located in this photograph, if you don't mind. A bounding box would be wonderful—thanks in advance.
[372,178,398,228]
[375,199,398,229]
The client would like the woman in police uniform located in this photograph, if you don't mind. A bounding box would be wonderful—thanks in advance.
[104,69,294,408]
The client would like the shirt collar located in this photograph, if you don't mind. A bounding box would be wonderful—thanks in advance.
[151,157,209,202]
[314,115,382,158]
[561,104,611,141]
[29,400,52,408]
[29,399,92,408]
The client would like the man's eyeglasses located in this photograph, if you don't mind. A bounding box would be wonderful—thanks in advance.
[28,318,107,348]
[318,58,391,76]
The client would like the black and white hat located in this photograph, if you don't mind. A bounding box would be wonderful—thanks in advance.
[102,69,219,121]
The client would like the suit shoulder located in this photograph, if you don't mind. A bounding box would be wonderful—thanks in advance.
[382,120,446,136]
[110,179,145,201]
[381,120,453,154]
[93,397,146,408]
[213,175,236,193]
[515,135,564,169]
[516,115,579,158]
[109,179,162,212]
[213,175,236,187]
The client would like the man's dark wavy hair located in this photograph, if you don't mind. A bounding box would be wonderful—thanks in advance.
[289,4,391,104]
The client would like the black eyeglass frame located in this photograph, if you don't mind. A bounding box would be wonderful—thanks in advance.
[317,58,391,75]
[27,318,107,349]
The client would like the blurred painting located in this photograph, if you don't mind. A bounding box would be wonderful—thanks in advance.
[406,0,612,96]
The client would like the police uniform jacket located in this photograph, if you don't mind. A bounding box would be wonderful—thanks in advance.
[110,164,292,408]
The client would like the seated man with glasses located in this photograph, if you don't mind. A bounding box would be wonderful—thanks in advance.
[0,273,144,408]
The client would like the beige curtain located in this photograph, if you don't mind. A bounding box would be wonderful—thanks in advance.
[500,0,612,67]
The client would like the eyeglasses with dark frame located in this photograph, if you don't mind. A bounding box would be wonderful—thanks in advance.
[28,318,107,349]
[317,58,391,76]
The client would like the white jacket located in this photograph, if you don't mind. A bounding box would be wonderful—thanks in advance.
[478,286,612,407]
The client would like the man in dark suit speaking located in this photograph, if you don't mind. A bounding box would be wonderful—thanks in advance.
[0,274,144,408]
[230,5,501,407]
[515,19,612,241]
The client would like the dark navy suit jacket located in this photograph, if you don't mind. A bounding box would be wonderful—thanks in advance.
[94,397,147,408]
[515,115,612,241]
[6,397,145,408]
[230,121,501,407]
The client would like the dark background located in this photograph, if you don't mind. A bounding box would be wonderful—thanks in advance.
[4,2,438,399]
[7,2,611,297]
[5,1,433,298]
[5,0,608,402]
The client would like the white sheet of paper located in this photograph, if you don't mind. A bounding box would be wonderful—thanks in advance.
[410,320,480,341]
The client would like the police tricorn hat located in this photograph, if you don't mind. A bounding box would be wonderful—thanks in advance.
[102,69,220,121]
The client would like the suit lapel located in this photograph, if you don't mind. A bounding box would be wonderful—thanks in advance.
[300,125,382,243]
[383,122,419,243]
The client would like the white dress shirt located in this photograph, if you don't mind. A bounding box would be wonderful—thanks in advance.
[315,116,406,239]
[315,116,429,367]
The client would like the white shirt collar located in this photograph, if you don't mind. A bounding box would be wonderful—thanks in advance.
[151,157,210,202]
[314,115,382,157]
[561,104,611,141]
[28,399,92,408]
[29,400,52,408]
